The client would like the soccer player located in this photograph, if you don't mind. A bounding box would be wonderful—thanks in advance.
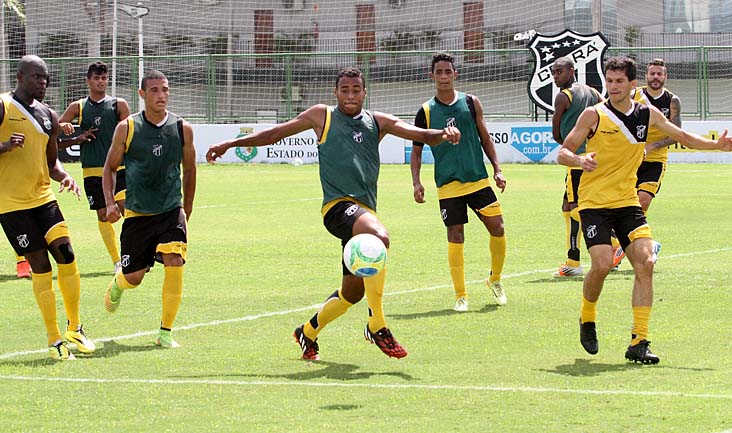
[557,57,732,364]
[206,67,460,361]
[612,58,679,268]
[411,52,507,311]
[550,57,603,278]
[0,55,95,360]
[58,61,131,273]
[102,70,197,348]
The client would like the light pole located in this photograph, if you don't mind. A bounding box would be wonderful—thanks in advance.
[111,1,149,108]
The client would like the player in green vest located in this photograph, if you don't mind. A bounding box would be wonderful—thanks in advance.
[206,67,460,361]
[58,62,130,273]
[102,70,197,348]
[411,52,507,312]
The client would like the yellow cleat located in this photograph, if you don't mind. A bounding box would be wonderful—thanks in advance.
[49,340,76,361]
[65,324,96,354]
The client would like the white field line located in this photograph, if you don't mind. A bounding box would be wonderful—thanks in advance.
[0,374,732,400]
[0,247,729,361]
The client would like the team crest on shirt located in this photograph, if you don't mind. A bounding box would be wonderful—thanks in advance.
[636,125,647,140]
[152,144,163,156]
[352,131,363,143]
[16,234,29,248]
[94,116,102,126]
[42,117,52,130]
[446,117,456,128]
[527,29,609,113]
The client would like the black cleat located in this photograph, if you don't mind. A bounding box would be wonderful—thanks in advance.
[579,319,599,355]
[293,325,320,361]
[625,340,660,365]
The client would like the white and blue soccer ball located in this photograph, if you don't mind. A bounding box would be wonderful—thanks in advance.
[343,233,387,277]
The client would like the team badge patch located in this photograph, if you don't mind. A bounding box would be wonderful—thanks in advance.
[527,29,609,113]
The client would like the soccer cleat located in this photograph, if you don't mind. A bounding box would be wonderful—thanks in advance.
[625,339,660,365]
[364,325,407,359]
[64,324,96,354]
[16,260,31,278]
[48,340,75,361]
[486,279,507,306]
[155,329,180,348]
[453,296,468,312]
[579,319,599,355]
[612,247,625,268]
[114,261,122,274]
[552,264,583,277]
[293,325,319,360]
[104,279,123,313]
[651,240,662,265]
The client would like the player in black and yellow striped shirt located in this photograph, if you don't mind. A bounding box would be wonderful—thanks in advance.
[558,57,732,364]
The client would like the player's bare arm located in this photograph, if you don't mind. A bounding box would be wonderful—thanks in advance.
[410,143,425,203]
[650,107,732,151]
[58,100,80,135]
[551,91,570,144]
[472,94,506,192]
[116,98,131,121]
[0,102,24,154]
[206,104,327,163]
[645,95,682,151]
[181,121,197,221]
[373,111,460,145]
[557,107,599,171]
[46,110,80,198]
[103,120,128,223]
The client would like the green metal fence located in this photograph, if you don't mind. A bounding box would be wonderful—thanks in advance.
[1,47,730,123]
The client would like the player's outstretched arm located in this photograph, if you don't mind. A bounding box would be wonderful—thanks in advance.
[206,104,327,163]
[373,111,460,146]
[650,107,731,151]
[557,107,599,172]
[181,121,197,221]
[58,100,80,136]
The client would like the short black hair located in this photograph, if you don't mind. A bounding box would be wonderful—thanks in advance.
[87,61,108,78]
[431,52,455,72]
[605,56,637,81]
[140,70,168,90]
[335,67,365,88]
[553,56,575,71]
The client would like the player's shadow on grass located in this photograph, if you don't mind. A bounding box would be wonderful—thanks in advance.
[0,274,28,283]
[529,269,636,285]
[538,358,638,376]
[90,340,161,358]
[182,361,414,382]
[80,271,117,279]
[388,304,499,320]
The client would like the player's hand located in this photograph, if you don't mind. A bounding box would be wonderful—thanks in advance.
[206,143,228,163]
[183,205,193,222]
[58,175,81,199]
[717,129,732,151]
[493,171,507,193]
[580,152,598,172]
[77,127,98,143]
[106,204,122,224]
[413,183,425,203]
[442,126,461,145]
[1,133,25,152]
[59,122,75,135]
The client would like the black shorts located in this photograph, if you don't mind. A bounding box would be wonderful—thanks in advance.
[563,168,583,204]
[0,201,67,255]
[579,206,651,249]
[636,161,665,197]
[119,207,187,273]
[323,200,369,275]
[438,186,501,227]
[84,170,126,210]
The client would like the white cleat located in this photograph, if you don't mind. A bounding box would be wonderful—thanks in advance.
[651,240,662,265]
[453,296,468,312]
[552,264,583,277]
[486,280,507,306]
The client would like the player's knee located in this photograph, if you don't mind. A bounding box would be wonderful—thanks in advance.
[52,242,75,264]
[371,230,390,249]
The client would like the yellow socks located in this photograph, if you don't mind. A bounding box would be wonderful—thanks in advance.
[631,306,652,345]
[364,267,387,332]
[447,242,466,298]
[580,296,597,324]
[161,266,184,329]
[489,235,506,283]
[57,261,81,331]
[303,289,353,340]
[98,220,121,263]
[32,271,61,345]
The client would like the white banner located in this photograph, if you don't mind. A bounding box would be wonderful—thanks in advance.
[192,121,732,165]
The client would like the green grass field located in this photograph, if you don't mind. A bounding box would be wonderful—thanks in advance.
[1,162,731,433]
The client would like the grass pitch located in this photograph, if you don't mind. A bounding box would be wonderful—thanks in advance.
[1,162,731,432]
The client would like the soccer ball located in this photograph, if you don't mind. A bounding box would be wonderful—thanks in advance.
[343,233,387,277]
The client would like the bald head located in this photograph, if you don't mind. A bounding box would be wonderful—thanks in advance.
[15,55,50,103]
[17,55,47,74]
